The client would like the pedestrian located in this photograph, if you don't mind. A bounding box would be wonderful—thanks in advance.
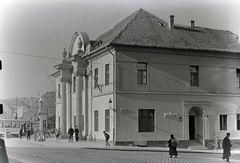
[74,126,79,142]
[168,134,178,158]
[19,128,23,140]
[103,131,110,147]
[0,138,9,163]
[215,135,220,152]
[5,129,11,139]
[55,129,60,142]
[34,127,39,141]
[27,128,31,140]
[222,133,232,162]
[68,126,74,143]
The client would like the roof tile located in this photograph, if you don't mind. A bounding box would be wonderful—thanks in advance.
[92,9,240,53]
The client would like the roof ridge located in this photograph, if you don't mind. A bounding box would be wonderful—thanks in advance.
[110,8,144,44]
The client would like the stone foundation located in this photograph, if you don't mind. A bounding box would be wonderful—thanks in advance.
[116,140,189,148]
[116,139,240,149]
[205,139,240,150]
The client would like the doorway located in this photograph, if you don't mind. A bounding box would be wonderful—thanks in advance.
[189,115,195,140]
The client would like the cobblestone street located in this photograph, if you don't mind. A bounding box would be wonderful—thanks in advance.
[5,138,240,163]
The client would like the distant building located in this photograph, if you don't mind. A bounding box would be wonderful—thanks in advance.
[38,91,56,129]
[52,9,240,148]
[0,97,38,120]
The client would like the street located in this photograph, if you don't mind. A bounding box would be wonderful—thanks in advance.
[5,138,240,163]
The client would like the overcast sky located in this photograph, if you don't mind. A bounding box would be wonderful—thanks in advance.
[0,0,240,99]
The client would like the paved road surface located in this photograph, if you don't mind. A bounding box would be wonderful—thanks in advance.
[5,138,240,163]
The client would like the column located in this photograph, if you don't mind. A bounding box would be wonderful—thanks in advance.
[60,78,67,134]
[76,74,83,138]
[68,80,72,128]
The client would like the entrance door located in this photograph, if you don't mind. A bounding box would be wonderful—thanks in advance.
[189,115,195,140]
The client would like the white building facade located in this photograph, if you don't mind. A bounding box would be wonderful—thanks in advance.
[52,9,240,148]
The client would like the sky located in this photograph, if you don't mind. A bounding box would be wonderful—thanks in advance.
[0,0,240,99]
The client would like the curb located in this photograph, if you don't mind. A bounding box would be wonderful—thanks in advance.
[82,147,223,155]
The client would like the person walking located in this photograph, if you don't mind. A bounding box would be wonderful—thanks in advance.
[168,134,178,158]
[222,133,232,162]
[19,128,23,140]
[0,138,9,163]
[68,126,74,143]
[215,135,221,152]
[103,131,110,147]
[55,129,60,142]
[27,128,31,140]
[74,126,79,142]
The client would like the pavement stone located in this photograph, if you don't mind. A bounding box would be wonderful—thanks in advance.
[5,137,240,154]
[5,138,240,163]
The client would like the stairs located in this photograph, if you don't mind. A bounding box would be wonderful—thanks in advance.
[188,140,208,150]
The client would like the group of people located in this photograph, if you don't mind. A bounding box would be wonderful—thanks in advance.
[168,133,232,163]
[68,126,79,142]
[67,126,111,147]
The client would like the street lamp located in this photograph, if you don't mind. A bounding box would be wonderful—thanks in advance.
[108,98,115,111]
[108,98,115,146]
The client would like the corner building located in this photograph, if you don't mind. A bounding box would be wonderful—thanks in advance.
[52,9,240,148]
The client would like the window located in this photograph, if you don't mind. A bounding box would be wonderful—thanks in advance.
[105,64,110,85]
[73,76,76,92]
[58,117,60,127]
[220,115,227,130]
[94,68,98,88]
[58,83,61,97]
[94,111,99,131]
[190,66,199,86]
[236,69,240,88]
[138,109,154,132]
[237,114,240,130]
[105,109,110,132]
[137,62,147,84]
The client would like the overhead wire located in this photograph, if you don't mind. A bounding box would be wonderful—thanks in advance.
[0,50,62,60]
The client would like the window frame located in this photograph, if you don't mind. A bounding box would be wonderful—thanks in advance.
[137,62,147,85]
[236,69,240,88]
[105,64,110,86]
[237,114,240,130]
[190,65,199,86]
[94,68,98,88]
[94,110,99,131]
[220,115,227,130]
[105,109,110,132]
[73,76,76,93]
[138,109,155,132]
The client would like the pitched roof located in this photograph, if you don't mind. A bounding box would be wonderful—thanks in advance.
[92,8,240,53]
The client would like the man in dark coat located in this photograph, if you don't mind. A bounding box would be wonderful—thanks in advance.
[222,133,232,162]
[74,126,79,142]
[68,126,74,143]
[19,128,23,139]
[103,131,110,147]
[168,134,178,158]
[27,128,31,140]
[0,138,9,163]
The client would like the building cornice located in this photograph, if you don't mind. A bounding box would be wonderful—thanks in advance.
[115,90,240,97]
[113,44,240,59]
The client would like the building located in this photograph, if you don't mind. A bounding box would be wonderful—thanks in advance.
[38,91,56,129]
[52,9,240,148]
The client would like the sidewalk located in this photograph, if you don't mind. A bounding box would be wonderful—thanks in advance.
[18,137,240,155]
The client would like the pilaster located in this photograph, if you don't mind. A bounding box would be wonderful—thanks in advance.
[71,54,86,138]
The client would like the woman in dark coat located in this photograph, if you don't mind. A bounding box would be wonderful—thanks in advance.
[168,134,178,158]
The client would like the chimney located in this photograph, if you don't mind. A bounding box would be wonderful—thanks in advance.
[190,20,195,28]
[169,15,174,30]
